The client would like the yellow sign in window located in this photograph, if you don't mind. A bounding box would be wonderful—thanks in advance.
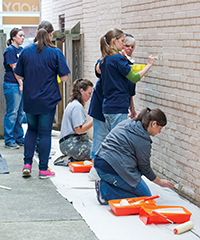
[3,0,40,12]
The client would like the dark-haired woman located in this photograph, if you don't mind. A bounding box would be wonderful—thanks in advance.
[94,108,174,204]
[14,25,70,179]
[3,28,25,149]
[59,78,93,162]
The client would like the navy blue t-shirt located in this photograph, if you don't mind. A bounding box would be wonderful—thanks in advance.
[3,45,23,84]
[100,54,131,114]
[14,43,70,114]
[88,57,136,121]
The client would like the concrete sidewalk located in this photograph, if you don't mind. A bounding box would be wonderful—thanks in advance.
[0,139,98,240]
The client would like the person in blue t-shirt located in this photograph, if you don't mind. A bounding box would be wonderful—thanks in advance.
[98,28,157,133]
[88,34,138,180]
[3,28,25,149]
[14,21,70,179]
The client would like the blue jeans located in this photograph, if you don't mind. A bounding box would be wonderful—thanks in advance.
[103,113,128,133]
[3,82,24,145]
[90,118,108,159]
[24,108,56,170]
[96,168,152,201]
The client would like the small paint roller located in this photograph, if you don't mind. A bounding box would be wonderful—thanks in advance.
[152,210,199,237]
[120,195,159,206]
[128,195,159,204]
[173,221,194,234]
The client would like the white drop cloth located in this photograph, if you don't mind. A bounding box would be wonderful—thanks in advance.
[45,132,200,240]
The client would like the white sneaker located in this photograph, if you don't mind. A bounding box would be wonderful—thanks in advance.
[88,167,100,181]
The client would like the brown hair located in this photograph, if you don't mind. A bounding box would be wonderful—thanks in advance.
[35,28,55,53]
[6,28,22,46]
[68,78,93,105]
[34,20,54,43]
[100,28,124,62]
[135,107,167,130]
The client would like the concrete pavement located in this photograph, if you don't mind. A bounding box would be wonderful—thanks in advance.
[0,139,98,240]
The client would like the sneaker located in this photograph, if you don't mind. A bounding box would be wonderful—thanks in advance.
[18,143,24,146]
[95,180,108,205]
[88,167,100,181]
[39,169,55,179]
[5,143,20,149]
[22,164,32,177]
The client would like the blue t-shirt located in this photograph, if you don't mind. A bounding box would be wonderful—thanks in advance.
[3,45,23,84]
[14,43,70,114]
[88,57,136,121]
[101,54,131,114]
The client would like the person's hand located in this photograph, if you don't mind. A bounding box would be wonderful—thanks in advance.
[153,177,174,188]
[129,108,137,119]
[19,84,23,93]
[158,179,174,188]
[147,55,156,66]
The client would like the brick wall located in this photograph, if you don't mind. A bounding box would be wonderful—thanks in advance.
[41,0,200,206]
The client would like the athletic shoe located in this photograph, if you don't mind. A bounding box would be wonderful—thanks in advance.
[88,167,100,181]
[22,164,32,177]
[39,169,55,179]
[95,180,108,205]
[17,143,24,146]
[5,143,20,149]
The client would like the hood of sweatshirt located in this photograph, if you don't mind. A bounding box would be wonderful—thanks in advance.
[122,119,152,144]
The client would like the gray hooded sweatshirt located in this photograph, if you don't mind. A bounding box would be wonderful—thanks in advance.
[96,119,157,188]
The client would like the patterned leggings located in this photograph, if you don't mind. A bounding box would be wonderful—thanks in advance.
[59,133,92,160]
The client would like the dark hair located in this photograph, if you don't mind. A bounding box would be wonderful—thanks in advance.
[34,20,54,43]
[35,28,55,53]
[100,28,124,62]
[135,107,167,130]
[68,78,93,105]
[6,28,22,46]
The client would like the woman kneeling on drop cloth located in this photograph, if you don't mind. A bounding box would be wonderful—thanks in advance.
[58,78,93,164]
[94,107,174,205]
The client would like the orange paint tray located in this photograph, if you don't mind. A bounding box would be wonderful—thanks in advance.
[139,205,192,225]
[68,161,93,173]
[108,196,157,216]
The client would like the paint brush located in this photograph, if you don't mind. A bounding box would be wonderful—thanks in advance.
[174,182,183,191]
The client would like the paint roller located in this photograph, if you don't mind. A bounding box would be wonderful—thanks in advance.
[152,210,200,237]
[128,195,159,204]
[173,221,194,234]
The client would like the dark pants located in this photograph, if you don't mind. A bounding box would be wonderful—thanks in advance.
[24,108,56,170]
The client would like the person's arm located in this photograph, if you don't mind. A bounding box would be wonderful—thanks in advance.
[129,97,136,119]
[13,67,23,93]
[153,176,174,188]
[74,120,93,134]
[60,74,69,82]
[138,55,156,78]
[96,62,101,75]
[125,55,157,83]
[10,63,22,84]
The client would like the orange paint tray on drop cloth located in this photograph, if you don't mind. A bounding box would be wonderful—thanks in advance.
[68,161,93,173]
[139,205,192,225]
[108,196,157,216]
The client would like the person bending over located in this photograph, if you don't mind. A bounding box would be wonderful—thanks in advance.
[94,107,174,205]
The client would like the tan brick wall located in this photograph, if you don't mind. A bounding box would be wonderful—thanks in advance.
[41,0,200,206]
